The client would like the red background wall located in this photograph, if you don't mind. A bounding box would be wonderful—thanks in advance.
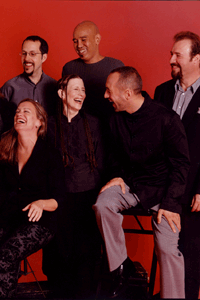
[1,0,200,295]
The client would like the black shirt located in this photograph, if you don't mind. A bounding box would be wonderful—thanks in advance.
[48,111,105,193]
[109,92,190,213]
[0,138,65,232]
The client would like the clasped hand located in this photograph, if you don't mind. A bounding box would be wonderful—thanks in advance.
[22,200,44,222]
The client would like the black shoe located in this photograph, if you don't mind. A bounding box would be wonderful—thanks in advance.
[109,257,136,298]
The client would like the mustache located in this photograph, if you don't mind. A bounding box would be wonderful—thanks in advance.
[23,61,34,65]
[171,63,181,68]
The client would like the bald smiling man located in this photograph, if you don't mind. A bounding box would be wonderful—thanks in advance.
[62,21,124,122]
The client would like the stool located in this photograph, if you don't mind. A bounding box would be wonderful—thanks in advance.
[122,204,157,298]
[95,204,157,299]
[18,257,46,298]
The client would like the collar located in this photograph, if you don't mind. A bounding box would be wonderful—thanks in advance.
[22,71,44,85]
[175,76,200,94]
[123,91,152,119]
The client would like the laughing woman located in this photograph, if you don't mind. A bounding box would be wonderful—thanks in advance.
[0,99,64,298]
[44,74,106,299]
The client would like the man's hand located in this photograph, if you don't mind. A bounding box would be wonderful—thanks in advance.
[22,200,44,222]
[157,209,181,233]
[99,177,126,194]
[191,194,200,212]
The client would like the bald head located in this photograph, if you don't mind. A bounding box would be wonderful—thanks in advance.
[73,21,100,36]
[73,21,103,64]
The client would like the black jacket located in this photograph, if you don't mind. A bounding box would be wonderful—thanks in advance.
[109,92,190,214]
[0,137,65,232]
[154,79,200,206]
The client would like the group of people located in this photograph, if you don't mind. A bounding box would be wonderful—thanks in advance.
[0,20,200,300]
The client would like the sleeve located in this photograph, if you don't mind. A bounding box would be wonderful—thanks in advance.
[0,82,13,102]
[160,113,190,213]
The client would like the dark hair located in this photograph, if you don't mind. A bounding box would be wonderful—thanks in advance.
[0,99,47,163]
[56,75,97,171]
[174,31,200,59]
[110,66,142,94]
[22,35,48,55]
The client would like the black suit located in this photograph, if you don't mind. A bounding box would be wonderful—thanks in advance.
[154,79,200,299]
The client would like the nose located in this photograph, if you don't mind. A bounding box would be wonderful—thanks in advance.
[77,39,83,48]
[104,90,109,98]
[80,90,85,98]
[170,53,176,65]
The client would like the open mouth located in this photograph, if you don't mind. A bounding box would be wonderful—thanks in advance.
[24,62,33,67]
[78,49,86,55]
[74,99,82,103]
[16,119,25,124]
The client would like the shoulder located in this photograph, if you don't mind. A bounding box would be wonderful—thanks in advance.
[37,137,61,160]
[81,111,100,125]
[62,58,82,70]
[150,100,182,129]
[155,79,175,93]
[100,57,124,68]
[80,111,102,132]
[1,74,22,89]
[41,73,57,84]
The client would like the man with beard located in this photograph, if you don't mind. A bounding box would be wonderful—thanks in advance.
[154,31,200,299]
[0,36,57,118]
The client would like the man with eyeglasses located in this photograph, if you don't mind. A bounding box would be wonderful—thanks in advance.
[0,35,57,118]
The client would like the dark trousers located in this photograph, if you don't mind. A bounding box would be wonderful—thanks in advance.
[43,189,102,299]
[0,224,53,298]
[179,208,200,299]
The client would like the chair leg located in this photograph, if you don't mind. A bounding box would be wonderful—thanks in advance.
[25,259,46,299]
[148,248,157,298]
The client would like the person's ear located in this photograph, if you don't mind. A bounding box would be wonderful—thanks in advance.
[124,88,132,101]
[41,53,48,63]
[95,34,101,45]
[193,54,200,66]
[35,119,41,129]
[58,89,64,99]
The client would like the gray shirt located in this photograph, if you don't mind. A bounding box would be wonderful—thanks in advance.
[0,72,57,116]
[172,77,200,119]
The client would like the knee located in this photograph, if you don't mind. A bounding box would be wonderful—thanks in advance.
[93,194,109,217]
[154,236,181,259]
[92,189,117,218]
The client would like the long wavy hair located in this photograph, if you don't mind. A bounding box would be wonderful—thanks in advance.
[0,99,47,164]
[56,74,97,171]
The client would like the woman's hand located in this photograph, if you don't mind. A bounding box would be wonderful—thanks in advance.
[22,200,44,222]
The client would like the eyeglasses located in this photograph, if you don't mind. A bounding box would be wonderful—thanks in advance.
[19,51,42,58]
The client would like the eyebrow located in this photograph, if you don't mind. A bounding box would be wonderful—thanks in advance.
[73,35,88,41]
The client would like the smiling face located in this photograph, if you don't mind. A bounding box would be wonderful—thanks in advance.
[60,78,86,114]
[104,72,126,112]
[14,101,41,134]
[21,40,47,77]
[170,39,197,80]
[73,23,101,64]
